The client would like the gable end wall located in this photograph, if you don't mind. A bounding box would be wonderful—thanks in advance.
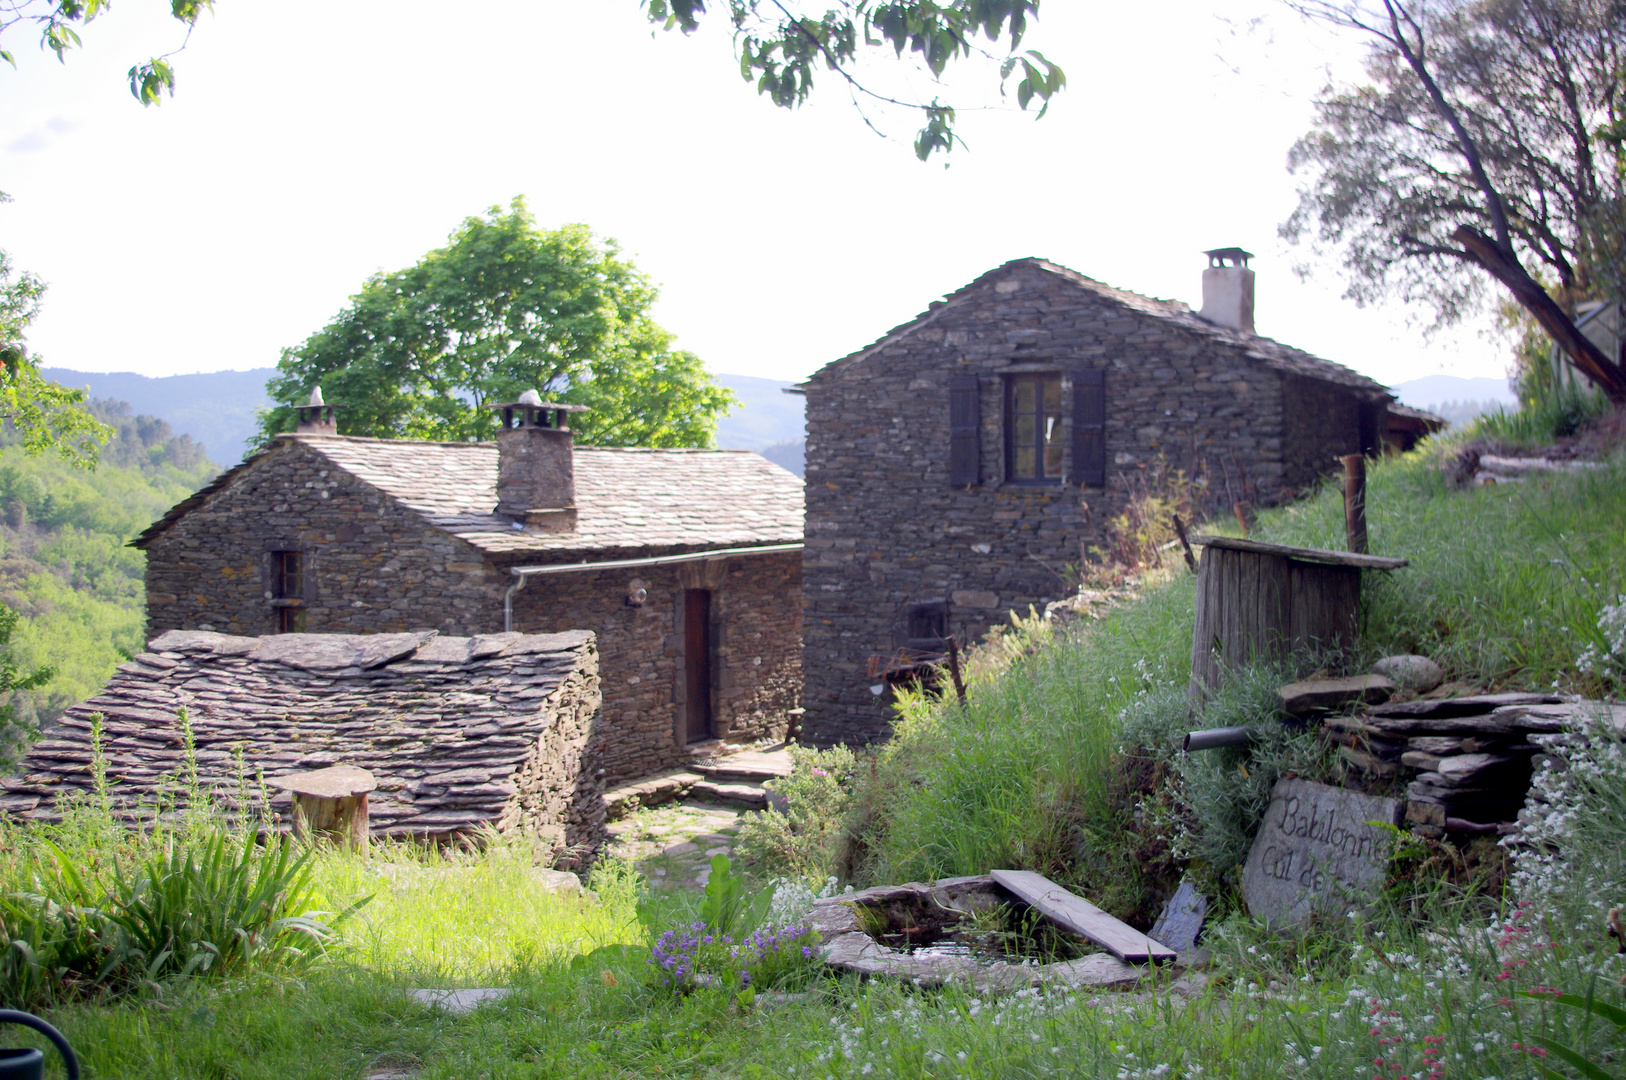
[802,264,1332,745]
[143,442,505,638]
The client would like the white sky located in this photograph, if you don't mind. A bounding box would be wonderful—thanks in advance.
[0,0,1509,389]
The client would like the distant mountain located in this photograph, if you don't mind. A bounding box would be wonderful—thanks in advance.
[40,367,808,474]
[43,367,274,467]
[712,373,805,452]
[1392,375,1515,409]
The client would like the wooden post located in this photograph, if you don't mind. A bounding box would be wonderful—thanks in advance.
[1171,514,1198,574]
[269,765,376,855]
[1341,454,1367,555]
[945,635,968,705]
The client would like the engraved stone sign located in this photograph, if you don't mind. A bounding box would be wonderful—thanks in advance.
[1241,778,1402,927]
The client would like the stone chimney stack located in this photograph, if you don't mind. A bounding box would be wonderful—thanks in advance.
[487,390,588,534]
[294,386,343,434]
[1199,247,1255,335]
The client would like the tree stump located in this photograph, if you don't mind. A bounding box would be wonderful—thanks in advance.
[1188,536,1407,701]
[269,765,376,854]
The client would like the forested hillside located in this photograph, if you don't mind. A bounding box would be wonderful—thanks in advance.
[0,401,217,728]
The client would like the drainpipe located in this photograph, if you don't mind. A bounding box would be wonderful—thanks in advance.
[1182,726,1256,753]
[501,542,804,632]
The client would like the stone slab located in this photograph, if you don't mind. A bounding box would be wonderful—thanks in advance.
[1148,877,1207,953]
[248,631,438,671]
[406,988,510,1015]
[268,764,376,798]
[1241,778,1401,927]
[1370,692,1560,719]
[1278,675,1393,717]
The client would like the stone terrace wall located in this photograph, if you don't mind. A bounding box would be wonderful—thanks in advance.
[802,262,1301,746]
[510,550,801,781]
[5,630,607,856]
[143,440,505,638]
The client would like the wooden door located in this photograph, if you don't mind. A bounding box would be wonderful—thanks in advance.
[684,589,713,743]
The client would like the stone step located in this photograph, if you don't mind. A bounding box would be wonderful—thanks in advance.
[693,749,794,784]
[603,770,703,820]
[689,779,768,808]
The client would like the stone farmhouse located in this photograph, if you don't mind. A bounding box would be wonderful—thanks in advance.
[7,629,609,854]
[798,251,1419,746]
[130,395,805,784]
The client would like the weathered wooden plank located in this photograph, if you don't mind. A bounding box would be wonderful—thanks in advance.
[1188,535,1409,570]
[990,869,1177,964]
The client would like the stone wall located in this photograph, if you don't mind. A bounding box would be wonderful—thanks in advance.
[1281,374,1366,495]
[143,440,504,638]
[510,550,802,781]
[141,442,803,783]
[801,261,1370,746]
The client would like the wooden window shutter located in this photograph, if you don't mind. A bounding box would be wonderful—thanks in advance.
[1071,368,1106,486]
[948,375,980,487]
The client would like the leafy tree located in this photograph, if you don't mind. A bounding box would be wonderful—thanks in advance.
[1,196,113,467]
[2,1,1064,158]
[258,199,737,448]
[1282,0,1626,403]
[0,604,53,767]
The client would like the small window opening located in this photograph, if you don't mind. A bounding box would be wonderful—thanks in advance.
[1006,374,1064,482]
[904,599,950,652]
[278,607,307,633]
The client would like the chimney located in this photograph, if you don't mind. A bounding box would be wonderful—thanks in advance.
[1199,247,1255,335]
[487,390,589,534]
[294,385,343,434]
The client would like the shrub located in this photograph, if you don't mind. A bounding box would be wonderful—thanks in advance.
[732,745,856,879]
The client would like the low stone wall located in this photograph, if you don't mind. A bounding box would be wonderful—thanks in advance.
[3,629,608,859]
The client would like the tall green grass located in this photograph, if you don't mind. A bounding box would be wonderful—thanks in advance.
[838,441,1626,920]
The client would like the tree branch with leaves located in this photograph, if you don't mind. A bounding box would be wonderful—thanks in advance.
[1282,0,1626,403]
[646,0,1065,159]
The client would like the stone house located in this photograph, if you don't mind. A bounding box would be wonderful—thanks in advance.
[132,396,804,782]
[6,628,608,854]
[798,251,1405,746]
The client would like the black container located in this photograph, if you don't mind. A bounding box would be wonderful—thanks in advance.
[0,1011,78,1080]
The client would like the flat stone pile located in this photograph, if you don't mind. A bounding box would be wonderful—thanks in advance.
[6,629,607,854]
[1324,693,1622,837]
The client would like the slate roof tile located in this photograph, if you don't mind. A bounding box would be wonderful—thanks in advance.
[132,439,804,556]
[9,629,600,840]
[805,256,1394,399]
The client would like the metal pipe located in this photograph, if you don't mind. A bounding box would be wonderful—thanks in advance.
[1183,726,1256,753]
[502,541,805,632]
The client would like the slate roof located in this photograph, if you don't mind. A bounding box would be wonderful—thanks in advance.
[3,629,597,837]
[133,437,805,557]
[804,257,1393,399]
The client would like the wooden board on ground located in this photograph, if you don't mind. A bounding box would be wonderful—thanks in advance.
[990,869,1177,964]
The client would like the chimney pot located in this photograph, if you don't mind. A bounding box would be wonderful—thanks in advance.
[486,392,590,534]
[294,385,343,434]
[1198,247,1256,335]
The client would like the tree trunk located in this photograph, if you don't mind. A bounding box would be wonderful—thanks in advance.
[1454,225,1626,404]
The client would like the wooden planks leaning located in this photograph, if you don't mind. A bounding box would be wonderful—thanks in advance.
[990,869,1178,964]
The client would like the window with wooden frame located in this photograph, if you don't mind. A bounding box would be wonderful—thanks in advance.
[269,549,306,634]
[1005,374,1064,482]
[271,550,303,600]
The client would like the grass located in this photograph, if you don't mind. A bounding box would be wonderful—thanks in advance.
[6,431,1625,1078]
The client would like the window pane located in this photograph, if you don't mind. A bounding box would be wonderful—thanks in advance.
[1042,376,1063,477]
[1014,410,1036,478]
